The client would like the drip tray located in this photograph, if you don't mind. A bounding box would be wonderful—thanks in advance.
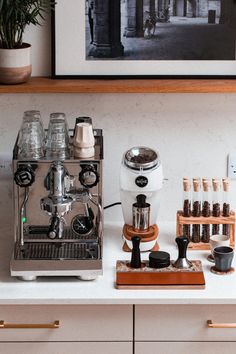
[15,242,99,260]
[25,226,97,241]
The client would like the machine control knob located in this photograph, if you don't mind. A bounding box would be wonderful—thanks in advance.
[14,165,35,187]
[79,165,99,188]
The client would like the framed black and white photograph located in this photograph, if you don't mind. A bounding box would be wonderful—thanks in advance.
[52,0,236,78]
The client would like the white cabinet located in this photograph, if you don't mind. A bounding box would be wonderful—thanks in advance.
[135,305,236,342]
[0,342,132,354]
[2,304,236,353]
[135,342,236,354]
[0,305,132,342]
[0,305,133,354]
[135,305,236,353]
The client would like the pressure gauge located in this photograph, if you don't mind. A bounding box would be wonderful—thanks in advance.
[79,164,99,188]
[72,215,94,236]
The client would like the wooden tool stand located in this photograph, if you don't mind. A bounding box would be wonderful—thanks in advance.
[176,211,235,250]
[116,260,205,289]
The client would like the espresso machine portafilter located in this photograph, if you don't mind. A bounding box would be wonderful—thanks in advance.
[11,115,103,281]
[41,161,73,239]
[120,147,163,252]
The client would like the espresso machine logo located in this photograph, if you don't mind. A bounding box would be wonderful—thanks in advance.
[135,176,148,188]
[14,166,35,187]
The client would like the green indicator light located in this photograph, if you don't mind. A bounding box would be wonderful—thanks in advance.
[22,217,27,223]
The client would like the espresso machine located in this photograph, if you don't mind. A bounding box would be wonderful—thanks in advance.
[120,147,163,252]
[11,115,103,281]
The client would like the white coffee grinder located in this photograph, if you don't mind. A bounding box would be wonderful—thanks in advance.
[120,147,163,252]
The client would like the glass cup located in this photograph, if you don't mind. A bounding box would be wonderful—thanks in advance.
[18,111,44,159]
[45,113,70,159]
[23,110,45,142]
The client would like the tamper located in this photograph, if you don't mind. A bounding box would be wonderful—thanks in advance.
[130,236,141,268]
[173,236,192,269]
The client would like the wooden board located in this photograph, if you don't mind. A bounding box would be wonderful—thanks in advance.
[116,284,205,290]
[116,260,205,289]
[187,242,211,250]
[177,211,236,225]
[2,77,236,94]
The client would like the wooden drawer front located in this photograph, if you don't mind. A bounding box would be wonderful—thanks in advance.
[0,342,132,354]
[0,305,132,342]
[136,342,236,354]
[135,305,236,341]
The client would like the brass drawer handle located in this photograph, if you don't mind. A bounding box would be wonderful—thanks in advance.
[0,320,60,329]
[207,320,236,328]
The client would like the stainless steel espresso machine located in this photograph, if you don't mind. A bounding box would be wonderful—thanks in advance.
[11,114,103,281]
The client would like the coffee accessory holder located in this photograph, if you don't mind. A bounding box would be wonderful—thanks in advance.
[176,210,235,250]
[116,236,205,289]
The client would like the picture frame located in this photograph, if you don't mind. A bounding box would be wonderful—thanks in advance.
[51,0,236,79]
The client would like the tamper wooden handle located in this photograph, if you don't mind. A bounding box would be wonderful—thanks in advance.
[130,236,141,268]
[173,236,192,269]
[176,236,189,259]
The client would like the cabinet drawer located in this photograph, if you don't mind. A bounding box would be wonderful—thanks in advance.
[0,305,132,342]
[135,305,236,341]
[0,342,132,354]
[136,342,236,354]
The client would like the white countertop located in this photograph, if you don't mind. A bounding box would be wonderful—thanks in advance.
[0,222,236,305]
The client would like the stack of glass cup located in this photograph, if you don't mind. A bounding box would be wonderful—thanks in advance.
[17,111,70,160]
[18,110,44,159]
[45,113,70,159]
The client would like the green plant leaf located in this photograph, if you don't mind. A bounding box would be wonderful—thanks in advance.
[0,0,56,48]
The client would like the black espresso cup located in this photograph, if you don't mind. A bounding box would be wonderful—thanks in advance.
[213,246,234,272]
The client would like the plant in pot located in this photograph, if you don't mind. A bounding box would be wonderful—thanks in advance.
[0,0,55,84]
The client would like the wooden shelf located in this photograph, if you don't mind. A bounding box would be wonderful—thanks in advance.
[1,77,236,93]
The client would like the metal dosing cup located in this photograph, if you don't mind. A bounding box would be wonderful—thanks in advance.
[132,194,150,232]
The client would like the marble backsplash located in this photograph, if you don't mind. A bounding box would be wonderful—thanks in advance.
[1,93,236,226]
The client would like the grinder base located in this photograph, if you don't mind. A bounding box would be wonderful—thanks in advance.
[122,224,159,252]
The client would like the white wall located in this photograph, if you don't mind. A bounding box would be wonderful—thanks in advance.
[1,15,236,227]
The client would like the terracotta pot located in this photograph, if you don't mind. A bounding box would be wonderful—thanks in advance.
[0,43,32,84]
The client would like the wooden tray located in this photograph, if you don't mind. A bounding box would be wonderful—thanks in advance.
[116,260,205,289]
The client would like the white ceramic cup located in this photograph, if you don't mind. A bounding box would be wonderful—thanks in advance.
[210,234,230,256]
[123,235,157,252]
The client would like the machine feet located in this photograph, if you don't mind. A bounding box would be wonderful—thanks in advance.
[77,275,97,281]
[17,275,37,281]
